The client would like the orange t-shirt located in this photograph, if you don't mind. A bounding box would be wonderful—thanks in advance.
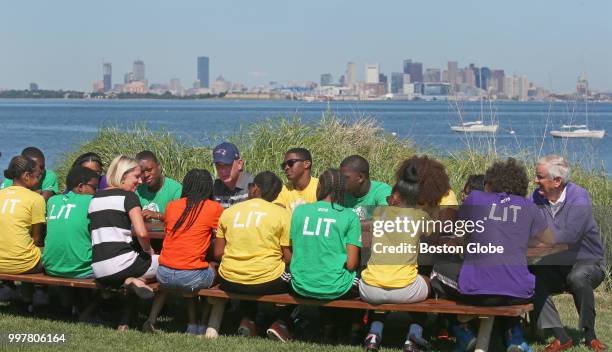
[159,198,224,270]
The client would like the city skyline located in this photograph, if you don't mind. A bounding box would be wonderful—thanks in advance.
[1,0,610,92]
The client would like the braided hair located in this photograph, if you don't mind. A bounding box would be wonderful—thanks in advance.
[317,168,346,209]
[170,169,214,235]
[4,155,37,181]
[72,152,103,170]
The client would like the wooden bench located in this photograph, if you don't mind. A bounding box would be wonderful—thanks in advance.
[0,273,159,291]
[195,287,533,352]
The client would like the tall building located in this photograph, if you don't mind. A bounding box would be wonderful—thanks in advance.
[503,76,515,98]
[390,72,404,94]
[103,62,112,92]
[365,64,379,84]
[403,59,423,83]
[576,75,588,96]
[29,83,39,91]
[424,68,441,83]
[133,60,145,82]
[447,61,458,89]
[517,75,529,101]
[345,62,356,87]
[169,78,182,95]
[320,73,333,86]
[197,56,210,88]
[463,67,476,87]
[491,69,505,93]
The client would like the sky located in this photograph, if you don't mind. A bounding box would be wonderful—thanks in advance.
[1,0,611,92]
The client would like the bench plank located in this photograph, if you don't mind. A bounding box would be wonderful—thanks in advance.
[0,273,97,289]
[196,288,532,317]
[0,273,159,291]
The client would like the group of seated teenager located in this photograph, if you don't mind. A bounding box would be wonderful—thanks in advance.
[0,144,607,352]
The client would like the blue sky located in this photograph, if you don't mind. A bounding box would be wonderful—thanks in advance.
[1,0,610,92]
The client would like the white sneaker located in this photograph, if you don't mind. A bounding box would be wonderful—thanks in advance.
[186,324,199,335]
[0,285,18,301]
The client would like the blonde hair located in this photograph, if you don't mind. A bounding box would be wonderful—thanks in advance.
[106,155,140,188]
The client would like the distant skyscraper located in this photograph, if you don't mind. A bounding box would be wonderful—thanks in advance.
[403,59,423,83]
[103,62,112,92]
[197,56,210,88]
[424,68,441,83]
[366,64,379,84]
[391,72,403,94]
[491,69,505,93]
[345,62,356,87]
[29,83,39,91]
[133,60,145,82]
[517,75,529,101]
[576,75,588,96]
[447,61,458,89]
[320,73,333,86]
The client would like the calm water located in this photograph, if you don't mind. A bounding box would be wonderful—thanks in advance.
[0,99,610,175]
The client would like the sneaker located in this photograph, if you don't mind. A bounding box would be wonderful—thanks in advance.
[117,324,129,332]
[237,318,257,337]
[364,333,381,352]
[142,320,157,333]
[186,324,199,335]
[544,339,573,352]
[403,340,422,352]
[437,328,451,341]
[506,324,530,352]
[451,323,476,352]
[0,285,18,301]
[266,320,292,343]
[588,339,608,352]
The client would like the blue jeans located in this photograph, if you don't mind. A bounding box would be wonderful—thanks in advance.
[156,265,215,292]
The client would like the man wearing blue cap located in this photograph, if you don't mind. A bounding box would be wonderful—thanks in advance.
[212,142,254,209]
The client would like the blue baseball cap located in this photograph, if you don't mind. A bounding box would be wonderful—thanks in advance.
[213,142,240,164]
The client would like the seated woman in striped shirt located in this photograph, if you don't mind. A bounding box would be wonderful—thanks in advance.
[88,155,158,304]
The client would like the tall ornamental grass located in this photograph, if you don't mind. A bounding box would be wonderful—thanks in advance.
[55,116,611,288]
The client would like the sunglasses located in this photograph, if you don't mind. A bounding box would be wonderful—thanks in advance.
[281,159,305,169]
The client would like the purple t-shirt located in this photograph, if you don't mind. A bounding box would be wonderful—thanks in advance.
[457,190,548,298]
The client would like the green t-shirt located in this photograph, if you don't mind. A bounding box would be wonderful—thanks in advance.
[343,181,392,220]
[290,201,362,300]
[42,192,94,278]
[1,169,59,194]
[136,176,182,214]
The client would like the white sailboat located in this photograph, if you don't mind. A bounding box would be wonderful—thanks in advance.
[451,120,498,133]
[550,125,605,139]
[551,78,605,139]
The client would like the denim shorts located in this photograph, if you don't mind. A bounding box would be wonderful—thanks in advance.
[156,265,215,292]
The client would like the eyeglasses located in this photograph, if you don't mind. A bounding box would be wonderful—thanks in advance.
[247,182,255,188]
[281,159,305,169]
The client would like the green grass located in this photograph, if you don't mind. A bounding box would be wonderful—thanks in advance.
[1,293,610,351]
[54,116,611,280]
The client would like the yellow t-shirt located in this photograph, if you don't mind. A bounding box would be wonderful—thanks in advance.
[274,177,319,213]
[217,198,291,285]
[0,186,46,274]
[440,189,458,206]
[361,206,431,289]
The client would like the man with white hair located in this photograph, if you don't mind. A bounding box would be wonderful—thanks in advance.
[531,155,607,352]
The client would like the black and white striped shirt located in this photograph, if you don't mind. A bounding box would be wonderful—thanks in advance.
[88,188,151,286]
